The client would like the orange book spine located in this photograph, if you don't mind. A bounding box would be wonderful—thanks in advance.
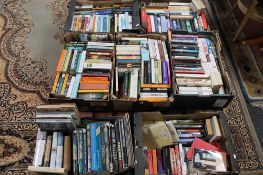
[60,73,69,96]
[139,98,168,102]
[81,77,109,81]
[152,149,158,174]
[92,16,96,32]
[56,49,67,72]
[52,72,60,94]
[80,80,110,84]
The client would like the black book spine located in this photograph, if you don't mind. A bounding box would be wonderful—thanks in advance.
[101,125,107,171]
[144,61,148,84]
[120,119,128,168]
[111,124,118,172]
[115,121,123,171]
[162,146,171,175]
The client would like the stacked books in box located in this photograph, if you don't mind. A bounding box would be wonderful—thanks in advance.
[73,114,134,174]
[170,33,224,95]
[141,2,209,33]
[51,41,114,100]
[114,36,171,102]
[142,116,226,174]
[70,5,133,32]
[32,130,72,172]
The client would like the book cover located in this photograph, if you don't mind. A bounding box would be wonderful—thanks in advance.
[209,116,222,143]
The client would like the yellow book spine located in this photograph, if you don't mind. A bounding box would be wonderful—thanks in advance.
[51,72,60,94]
[60,73,69,96]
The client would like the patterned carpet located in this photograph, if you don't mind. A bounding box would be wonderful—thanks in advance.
[0,0,262,174]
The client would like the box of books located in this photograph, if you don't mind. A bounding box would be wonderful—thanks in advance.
[29,129,72,175]
[112,33,173,111]
[73,113,135,174]
[133,111,239,175]
[140,1,208,33]
[49,34,115,110]
[168,30,234,108]
[65,0,140,34]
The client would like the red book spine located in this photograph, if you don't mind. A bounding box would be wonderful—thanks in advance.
[175,70,205,74]
[147,150,154,174]
[83,16,88,32]
[201,11,208,30]
[141,8,148,30]
[147,15,152,32]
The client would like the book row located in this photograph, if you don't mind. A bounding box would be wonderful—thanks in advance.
[51,32,227,104]
[68,1,209,34]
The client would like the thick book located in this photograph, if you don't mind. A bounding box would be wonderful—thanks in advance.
[43,135,52,167]
[209,116,222,143]
[33,129,46,167]
[96,124,102,172]
[55,132,64,168]
[90,123,98,171]
[63,135,71,172]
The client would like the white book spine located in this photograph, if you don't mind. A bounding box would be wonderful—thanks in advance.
[157,17,161,33]
[129,68,139,98]
[150,15,155,32]
[33,128,42,167]
[114,14,118,32]
[151,59,155,84]
[37,132,47,167]
[162,41,169,61]
[50,132,58,168]
[66,76,76,98]
[128,15,132,29]
[77,51,86,73]
[119,14,122,32]
[148,39,155,59]
[155,40,161,60]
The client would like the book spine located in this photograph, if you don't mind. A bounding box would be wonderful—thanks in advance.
[115,121,123,171]
[43,135,52,167]
[55,132,64,168]
[78,129,83,174]
[162,61,168,84]
[73,131,78,174]
[96,124,102,172]
[120,119,128,168]
[157,149,165,174]
[147,150,153,174]
[50,132,58,168]
[71,74,81,98]
[101,124,107,171]
[170,147,176,175]
[91,123,98,171]
[152,149,158,174]
[105,124,110,171]
[175,145,182,175]
[33,129,42,166]
[147,61,152,84]
[63,135,71,172]
[111,124,118,172]
[87,124,92,172]
[82,128,88,173]
[151,59,156,84]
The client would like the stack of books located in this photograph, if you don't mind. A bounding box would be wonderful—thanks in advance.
[141,2,209,33]
[51,41,114,100]
[36,103,80,131]
[170,33,224,95]
[73,114,134,174]
[32,130,72,172]
[114,36,171,102]
[70,6,133,33]
[141,116,226,174]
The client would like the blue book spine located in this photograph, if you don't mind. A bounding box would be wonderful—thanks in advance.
[95,10,112,15]
[70,50,77,71]
[117,59,141,63]
[82,128,88,173]
[160,16,167,32]
[154,15,158,32]
[140,41,150,62]
[97,16,101,32]
[55,132,64,168]
[91,124,98,171]
[103,16,107,32]
[96,124,102,172]
[170,19,174,30]
[71,74,81,98]
[162,61,168,84]
[121,15,125,31]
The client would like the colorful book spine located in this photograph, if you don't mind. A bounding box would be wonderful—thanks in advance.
[104,124,110,171]
[101,124,107,171]
[96,124,102,172]
[157,149,165,174]
[115,121,123,171]
[152,149,158,174]
[147,150,153,174]
[111,124,118,172]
